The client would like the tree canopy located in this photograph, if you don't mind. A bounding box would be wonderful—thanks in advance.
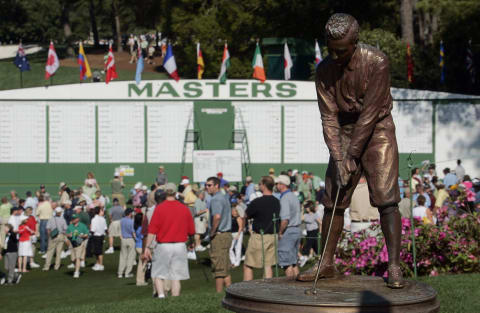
[1,0,479,94]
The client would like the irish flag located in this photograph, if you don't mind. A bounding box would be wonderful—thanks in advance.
[218,43,230,84]
[251,42,266,83]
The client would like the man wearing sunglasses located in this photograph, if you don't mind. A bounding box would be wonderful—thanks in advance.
[205,177,232,293]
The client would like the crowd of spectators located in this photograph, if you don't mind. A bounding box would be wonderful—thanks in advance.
[0,161,477,296]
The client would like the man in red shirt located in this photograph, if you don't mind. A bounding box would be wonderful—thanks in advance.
[143,183,195,298]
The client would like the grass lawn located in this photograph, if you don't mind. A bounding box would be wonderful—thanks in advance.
[0,242,479,313]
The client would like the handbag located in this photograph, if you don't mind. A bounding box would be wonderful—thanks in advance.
[50,217,59,239]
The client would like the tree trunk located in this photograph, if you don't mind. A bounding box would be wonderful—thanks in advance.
[62,1,75,58]
[112,0,123,52]
[400,0,414,45]
[89,0,100,47]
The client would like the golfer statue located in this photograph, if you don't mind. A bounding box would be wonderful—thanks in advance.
[297,13,404,288]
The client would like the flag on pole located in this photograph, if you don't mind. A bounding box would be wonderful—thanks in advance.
[45,41,59,80]
[251,42,266,82]
[105,43,118,84]
[135,46,144,85]
[406,43,414,83]
[284,42,293,80]
[218,43,230,84]
[439,41,445,84]
[78,42,92,80]
[197,42,205,80]
[163,43,180,81]
[13,43,30,72]
[314,40,322,68]
[466,40,476,85]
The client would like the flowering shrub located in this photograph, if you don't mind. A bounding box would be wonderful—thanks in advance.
[335,209,480,277]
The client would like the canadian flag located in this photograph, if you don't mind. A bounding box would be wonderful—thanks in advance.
[105,43,118,84]
[45,41,59,80]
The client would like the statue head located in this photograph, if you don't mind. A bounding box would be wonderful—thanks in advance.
[325,13,359,66]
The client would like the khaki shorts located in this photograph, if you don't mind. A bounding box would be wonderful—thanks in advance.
[245,233,277,269]
[108,220,122,237]
[194,217,207,234]
[209,232,232,278]
[72,241,87,260]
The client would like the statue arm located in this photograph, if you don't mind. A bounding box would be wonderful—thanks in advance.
[316,78,343,161]
[347,59,391,159]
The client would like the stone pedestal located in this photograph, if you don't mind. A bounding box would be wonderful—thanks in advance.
[223,276,439,313]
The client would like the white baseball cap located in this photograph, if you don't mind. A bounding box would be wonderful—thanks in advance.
[276,175,290,186]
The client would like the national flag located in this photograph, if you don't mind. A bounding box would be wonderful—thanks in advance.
[218,43,230,84]
[78,42,92,80]
[314,40,322,68]
[406,43,414,83]
[439,41,445,84]
[163,44,180,81]
[466,40,476,84]
[135,46,144,85]
[105,43,118,84]
[13,43,30,72]
[197,42,205,80]
[284,42,293,80]
[45,41,59,80]
[251,42,266,82]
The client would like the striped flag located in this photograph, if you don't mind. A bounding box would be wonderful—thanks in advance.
[466,40,476,84]
[407,43,414,83]
[105,43,118,84]
[197,42,205,79]
[314,40,322,68]
[251,42,266,82]
[163,43,180,81]
[45,41,59,80]
[284,42,293,80]
[439,41,445,84]
[78,42,92,80]
[218,43,230,84]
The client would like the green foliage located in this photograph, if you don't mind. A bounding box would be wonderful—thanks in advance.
[359,28,409,88]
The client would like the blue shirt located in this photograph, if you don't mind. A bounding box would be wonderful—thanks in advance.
[245,183,255,204]
[120,216,135,239]
[209,192,232,232]
[443,173,458,189]
[413,192,431,208]
[135,226,143,248]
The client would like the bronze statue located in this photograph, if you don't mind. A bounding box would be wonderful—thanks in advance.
[297,13,404,289]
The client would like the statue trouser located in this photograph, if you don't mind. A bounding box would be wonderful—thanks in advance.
[297,118,403,287]
[297,205,404,288]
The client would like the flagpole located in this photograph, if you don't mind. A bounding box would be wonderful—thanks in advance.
[20,70,23,88]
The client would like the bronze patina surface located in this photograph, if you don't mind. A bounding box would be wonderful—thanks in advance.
[223,276,439,313]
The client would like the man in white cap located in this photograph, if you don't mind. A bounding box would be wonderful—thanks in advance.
[181,178,197,215]
[275,174,301,278]
[244,176,255,205]
[58,182,70,206]
[43,206,68,271]
[156,166,168,187]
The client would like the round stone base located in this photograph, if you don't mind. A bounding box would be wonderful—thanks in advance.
[222,275,439,313]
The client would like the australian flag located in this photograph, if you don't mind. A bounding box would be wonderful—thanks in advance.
[13,43,30,72]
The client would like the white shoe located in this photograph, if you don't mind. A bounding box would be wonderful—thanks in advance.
[60,251,68,259]
[41,254,47,259]
[67,263,75,269]
[30,262,40,268]
[65,250,71,256]
[105,247,114,254]
[195,246,206,252]
[92,264,104,271]
[187,251,197,260]
[118,274,123,278]
[73,271,80,278]
[125,273,133,278]
[298,255,308,268]
[80,261,85,268]
[97,265,104,271]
